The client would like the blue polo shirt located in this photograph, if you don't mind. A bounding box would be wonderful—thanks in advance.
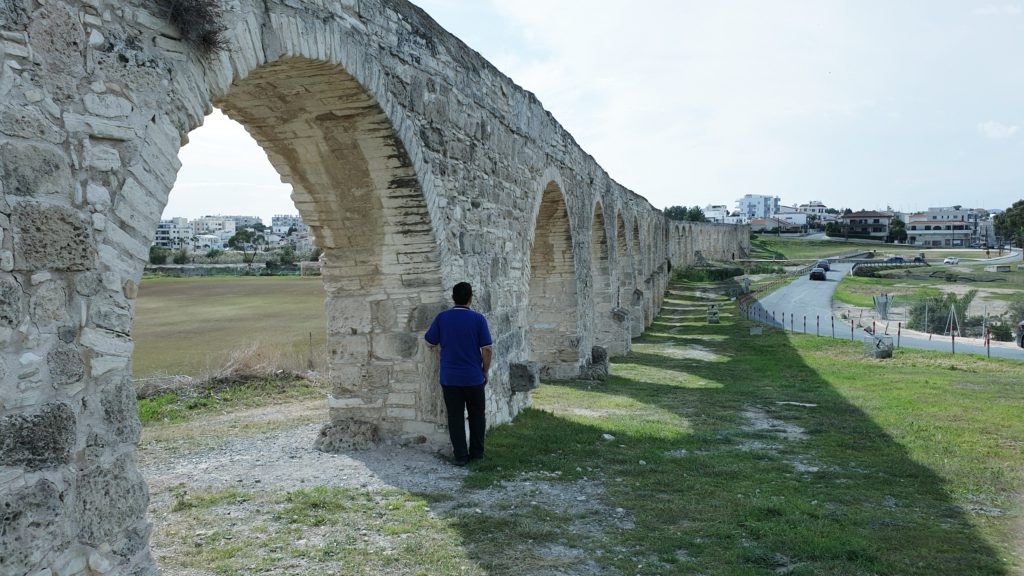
[424,306,493,386]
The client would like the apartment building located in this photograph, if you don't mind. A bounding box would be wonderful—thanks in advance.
[736,194,781,219]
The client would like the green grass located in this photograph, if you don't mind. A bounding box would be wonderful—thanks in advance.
[132,276,327,378]
[833,275,944,307]
[750,237,883,261]
[750,236,1013,264]
[463,283,1024,575]
[137,378,323,426]
[147,277,1024,575]
[157,486,473,576]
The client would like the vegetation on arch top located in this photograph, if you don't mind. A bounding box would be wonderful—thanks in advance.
[154,0,228,54]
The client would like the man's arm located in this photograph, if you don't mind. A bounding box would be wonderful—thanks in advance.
[480,345,492,382]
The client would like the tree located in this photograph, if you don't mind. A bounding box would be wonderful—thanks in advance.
[685,206,707,222]
[994,199,1024,248]
[824,222,842,237]
[277,245,296,266]
[664,206,688,221]
[172,248,189,265]
[228,228,265,269]
[888,217,908,243]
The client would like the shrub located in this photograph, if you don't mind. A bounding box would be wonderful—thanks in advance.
[989,321,1014,342]
[154,0,228,54]
[172,249,189,265]
[675,265,744,282]
[149,246,170,265]
[205,248,224,261]
[907,290,977,334]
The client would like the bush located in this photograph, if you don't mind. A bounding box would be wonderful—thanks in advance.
[149,246,170,265]
[675,265,744,282]
[172,249,189,265]
[277,246,296,266]
[989,321,1014,342]
[907,290,977,334]
[205,248,224,261]
[744,263,784,275]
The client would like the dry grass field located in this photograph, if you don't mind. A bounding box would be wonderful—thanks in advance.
[132,276,327,379]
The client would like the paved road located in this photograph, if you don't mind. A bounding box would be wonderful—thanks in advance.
[747,262,1024,360]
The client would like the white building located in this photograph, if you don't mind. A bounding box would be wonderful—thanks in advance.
[703,205,730,223]
[271,214,307,235]
[153,217,191,249]
[191,216,236,236]
[192,234,223,250]
[797,201,829,215]
[906,206,992,247]
[775,207,808,227]
[224,215,263,228]
[736,194,781,219]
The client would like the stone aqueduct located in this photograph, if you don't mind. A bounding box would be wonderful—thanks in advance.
[0,0,749,573]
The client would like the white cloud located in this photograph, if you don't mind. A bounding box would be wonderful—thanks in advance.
[978,121,1020,139]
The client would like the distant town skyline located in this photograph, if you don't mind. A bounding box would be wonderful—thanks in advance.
[165,1,1024,222]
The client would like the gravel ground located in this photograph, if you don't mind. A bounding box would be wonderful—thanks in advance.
[141,421,467,497]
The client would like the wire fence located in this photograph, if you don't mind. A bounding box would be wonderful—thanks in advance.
[734,290,1008,358]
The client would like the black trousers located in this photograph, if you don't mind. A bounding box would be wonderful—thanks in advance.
[442,385,486,459]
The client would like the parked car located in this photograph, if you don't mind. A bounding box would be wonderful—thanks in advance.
[884,256,905,264]
[809,267,827,281]
[943,256,959,265]
[814,259,830,271]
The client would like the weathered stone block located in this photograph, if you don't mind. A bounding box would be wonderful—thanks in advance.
[27,4,85,102]
[0,277,23,326]
[0,402,75,470]
[0,480,70,576]
[90,299,132,334]
[0,142,72,198]
[75,454,148,546]
[101,377,141,444]
[0,103,66,144]
[47,342,84,387]
[580,346,609,381]
[12,203,95,271]
[371,332,418,360]
[407,301,447,331]
[314,420,380,452]
[29,280,67,327]
[509,361,539,393]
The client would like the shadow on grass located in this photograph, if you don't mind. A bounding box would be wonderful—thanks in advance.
[447,286,1010,575]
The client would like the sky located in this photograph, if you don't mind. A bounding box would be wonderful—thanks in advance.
[164,1,1024,223]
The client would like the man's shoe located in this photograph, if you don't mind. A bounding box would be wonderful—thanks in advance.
[468,453,484,461]
[451,456,469,467]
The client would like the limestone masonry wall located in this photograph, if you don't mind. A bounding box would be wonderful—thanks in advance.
[0,0,749,573]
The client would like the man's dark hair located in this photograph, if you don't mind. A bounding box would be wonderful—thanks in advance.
[452,282,472,306]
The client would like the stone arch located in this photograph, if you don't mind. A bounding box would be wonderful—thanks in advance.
[589,201,617,353]
[526,181,581,379]
[208,57,449,448]
[614,209,635,349]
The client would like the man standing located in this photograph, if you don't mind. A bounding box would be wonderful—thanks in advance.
[424,282,493,466]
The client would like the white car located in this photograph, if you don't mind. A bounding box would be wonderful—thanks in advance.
[943,257,959,265]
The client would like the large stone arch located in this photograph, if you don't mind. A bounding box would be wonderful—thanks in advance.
[526,180,581,379]
[211,56,450,450]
